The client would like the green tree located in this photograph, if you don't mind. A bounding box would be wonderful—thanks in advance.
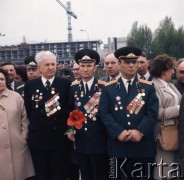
[127,22,152,57]
[152,16,175,57]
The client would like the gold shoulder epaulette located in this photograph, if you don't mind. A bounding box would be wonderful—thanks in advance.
[105,80,117,86]
[98,80,106,86]
[139,79,152,85]
[71,80,80,86]
[17,84,24,89]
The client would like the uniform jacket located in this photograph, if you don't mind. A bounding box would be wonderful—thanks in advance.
[24,76,71,151]
[69,78,107,154]
[7,80,24,97]
[0,89,35,180]
[14,80,24,95]
[99,76,159,158]
[152,78,181,139]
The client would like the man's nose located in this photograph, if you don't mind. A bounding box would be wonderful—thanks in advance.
[129,62,135,67]
[108,63,112,67]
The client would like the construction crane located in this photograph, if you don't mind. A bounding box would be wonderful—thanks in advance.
[56,0,77,43]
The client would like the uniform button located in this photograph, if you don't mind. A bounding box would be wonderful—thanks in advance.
[128,122,131,125]
[84,128,87,131]
[2,126,6,129]
[85,121,87,124]
[127,114,130,117]
[5,145,9,148]
[53,127,57,130]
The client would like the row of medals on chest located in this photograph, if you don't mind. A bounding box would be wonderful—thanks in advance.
[74,88,102,121]
[115,90,146,114]
[32,88,61,116]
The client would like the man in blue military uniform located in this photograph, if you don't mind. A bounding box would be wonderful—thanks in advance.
[67,49,109,180]
[24,51,71,180]
[99,46,159,179]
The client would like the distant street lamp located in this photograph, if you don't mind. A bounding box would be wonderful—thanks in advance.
[0,33,5,36]
[80,29,89,48]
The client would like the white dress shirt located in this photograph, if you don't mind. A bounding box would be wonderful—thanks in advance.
[41,76,55,87]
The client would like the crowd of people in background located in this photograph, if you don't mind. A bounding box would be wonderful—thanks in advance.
[0,46,184,180]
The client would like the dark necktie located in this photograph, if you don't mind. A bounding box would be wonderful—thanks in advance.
[85,83,89,96]
[140,75,145,80]
[45,80,51,90]
[127,80,132,94]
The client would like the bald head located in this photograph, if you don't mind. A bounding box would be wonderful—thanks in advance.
[104,53,120,78]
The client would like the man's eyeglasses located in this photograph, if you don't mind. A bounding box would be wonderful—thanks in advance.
[27,66,38,72]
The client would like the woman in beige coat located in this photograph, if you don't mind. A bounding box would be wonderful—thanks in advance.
[150,54,182,179]
[0,68,35,180]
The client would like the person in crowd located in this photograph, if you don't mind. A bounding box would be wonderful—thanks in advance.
[101,52,121,82]
[137,52,152,81]
[150,54,182,179]
[1,62,24,95]
[15,65,28,82]
[24,51,71,180]
[24,56,41,80]
[175,58,184,95]
[67,49,109,180]
[72,62,82,82]
[0,68,35,180]
[61,68,74,82]
[99,46,159,179]
[67,62,81,180]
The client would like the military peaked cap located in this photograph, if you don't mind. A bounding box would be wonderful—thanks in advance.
[24,56,37,66]
[114,46,142,60]
[74,49,100,65]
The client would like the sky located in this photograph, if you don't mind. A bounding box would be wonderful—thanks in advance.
[0,0,183,46]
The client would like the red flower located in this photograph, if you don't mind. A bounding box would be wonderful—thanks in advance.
[67,110,87,129]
